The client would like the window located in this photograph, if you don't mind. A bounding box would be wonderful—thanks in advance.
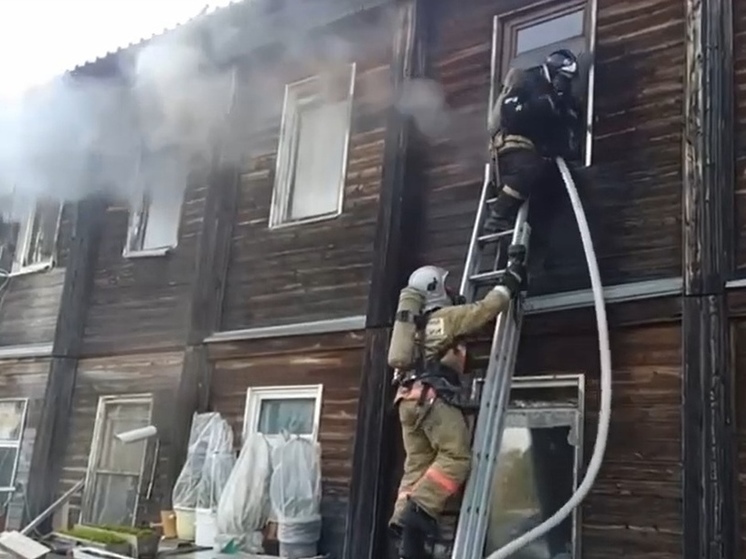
[0,191,62,274]
[124,152,184,257]
[484,375,584,558]
[494,0,596,165]
[82,395,153,527]
[243,385,323,444]
[269,64,356,228]
[0,399,28,492]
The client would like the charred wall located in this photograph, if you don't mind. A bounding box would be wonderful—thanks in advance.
[219,9,393,331]
[418,0,684,294]
[55,352,183,524]
[734,0,746,271]
[80,182,207,356]
[207,331,364,558]
[0,358,51,530]
[0,204,75,347]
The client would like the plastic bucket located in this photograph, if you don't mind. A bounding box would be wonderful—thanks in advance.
[194,507,218,548]
[174,506,196,541]
[278,517,322,559]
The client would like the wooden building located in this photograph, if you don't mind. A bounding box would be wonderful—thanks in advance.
[0,0,740,558]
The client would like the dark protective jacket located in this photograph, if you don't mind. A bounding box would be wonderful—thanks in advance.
[394,287,512,404]
[489,66,582,159]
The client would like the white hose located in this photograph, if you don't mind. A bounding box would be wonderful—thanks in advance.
[486,156,612,559]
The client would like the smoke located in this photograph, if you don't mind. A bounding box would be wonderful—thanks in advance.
[0,3,482,210]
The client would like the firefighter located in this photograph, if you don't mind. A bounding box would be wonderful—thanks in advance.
[484,48,582,234]
[387,245,527,559]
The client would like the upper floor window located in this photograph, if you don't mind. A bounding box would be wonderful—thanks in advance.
[269,63,356,228]
[0,192,62,275]
[495,0,596,166]
[124,154,184,258]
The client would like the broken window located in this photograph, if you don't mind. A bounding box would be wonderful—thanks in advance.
[269,64,356,228]
[495,0,596,165]
[125,151,184,257]
[243,385,323,444]
[0,399,28,491]
[0,192,62,274]
[483,375,584,559]
[82,395,153,527]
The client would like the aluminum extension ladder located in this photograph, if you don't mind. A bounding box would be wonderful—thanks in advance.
[451,163,531,559]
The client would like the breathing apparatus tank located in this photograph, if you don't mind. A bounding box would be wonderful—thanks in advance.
[387,286,426,371]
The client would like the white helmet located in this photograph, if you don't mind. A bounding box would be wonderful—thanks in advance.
[408,265,451,312]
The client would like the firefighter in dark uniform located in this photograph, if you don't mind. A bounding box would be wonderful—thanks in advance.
[484,49,583,234]
[387,247,527,559]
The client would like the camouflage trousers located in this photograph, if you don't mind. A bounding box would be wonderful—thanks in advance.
[390,398,472,526]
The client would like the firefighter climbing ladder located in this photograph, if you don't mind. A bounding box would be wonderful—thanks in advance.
[451,163,531,559]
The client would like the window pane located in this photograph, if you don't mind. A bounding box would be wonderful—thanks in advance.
[0,447,18,488]
[484,426,574,558]
[89,473,140,526]
[515,10,584,55]
[23,200,60,266]
[97,402,150,473]
[0,401,25,442]
[142,184,181,250]
[288,99,348,220]
[257,398,316,436]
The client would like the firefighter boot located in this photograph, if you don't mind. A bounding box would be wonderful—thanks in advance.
[398,499,437,559]
[483,190,523,234]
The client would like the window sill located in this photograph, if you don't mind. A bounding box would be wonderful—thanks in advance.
[268,211,342,230]
[8,261,53,277]
[122,247,173,259]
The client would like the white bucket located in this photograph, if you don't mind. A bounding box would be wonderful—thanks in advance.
[195,508,218,548]
[174,507,196,541]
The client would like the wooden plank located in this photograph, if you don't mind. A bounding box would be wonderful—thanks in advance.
[23,196,107,530]
[344,2,431,559]
[682,0,738,557]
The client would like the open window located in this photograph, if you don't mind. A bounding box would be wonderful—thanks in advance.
[82,394,154,527]
[484,375,585,559]
[243,385,323,445]
[493,0,597,166]
[269,63,356,228]
[0,399,28,493]
[0,192,62,275]
[124,151,184,258]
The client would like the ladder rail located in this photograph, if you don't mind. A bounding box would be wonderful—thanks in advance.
[459,163,492,300]
[451,203,530,559]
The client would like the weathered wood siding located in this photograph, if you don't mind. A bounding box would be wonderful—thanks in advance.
[734,0,746,271]
[81,184,206,356]
[419,0,684,294]
[219,10,392,331]
[208,331,364,558]
[56,352,183,524]
[0,358,51,530]
[0,204,74,347]
[727,291,746,551]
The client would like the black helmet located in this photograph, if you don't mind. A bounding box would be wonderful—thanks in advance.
[543,49,578,95]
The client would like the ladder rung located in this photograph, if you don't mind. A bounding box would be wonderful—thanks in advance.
[469,269,505,284]
[477,230,513,244]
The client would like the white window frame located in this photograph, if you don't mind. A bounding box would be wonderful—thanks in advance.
[242,384,324,444]
[123,188,183,259]
[81,394,154,527]
[4,198,63,276]
[0,398,28,493]
[493,0,598,167]
[268,63,356,229]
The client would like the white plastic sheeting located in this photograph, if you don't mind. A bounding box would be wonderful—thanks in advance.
[173,412,234,510]
[269,436,322,545]
[215,433,272,553]
[196,416,235,510]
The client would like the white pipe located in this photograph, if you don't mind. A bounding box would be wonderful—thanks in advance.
[486,157,612,559]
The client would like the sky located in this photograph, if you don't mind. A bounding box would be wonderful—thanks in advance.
[0,0,235,101]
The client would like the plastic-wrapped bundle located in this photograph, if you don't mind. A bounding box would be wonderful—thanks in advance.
[215,433,272,553]
[269,436,322,557]
[172,412,222,509]
[195,416,235,510]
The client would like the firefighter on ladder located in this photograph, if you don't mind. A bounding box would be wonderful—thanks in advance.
[484,48,583,235]
[387,249,527,559]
